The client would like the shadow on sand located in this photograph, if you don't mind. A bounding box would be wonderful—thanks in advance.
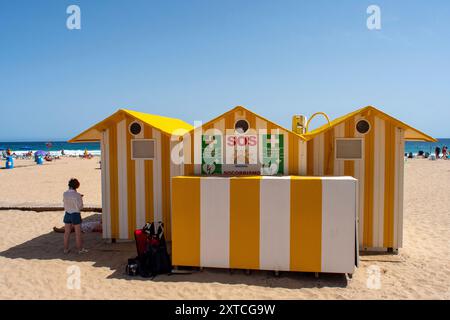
[0,214,348,290]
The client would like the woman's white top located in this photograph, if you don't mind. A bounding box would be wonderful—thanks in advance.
[63,189,84,213]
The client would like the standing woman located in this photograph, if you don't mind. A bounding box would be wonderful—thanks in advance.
[63,178,88,254]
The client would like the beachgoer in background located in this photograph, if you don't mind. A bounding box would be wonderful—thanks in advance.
[443,146,448,160]
[61,149,65,156]
[63,178,88,254]
[435,146,441,159]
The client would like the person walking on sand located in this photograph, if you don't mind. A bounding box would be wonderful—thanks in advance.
[443,146,448,160]
[63,178,88,254]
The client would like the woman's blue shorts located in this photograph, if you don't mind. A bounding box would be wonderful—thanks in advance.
[63,212,82,225]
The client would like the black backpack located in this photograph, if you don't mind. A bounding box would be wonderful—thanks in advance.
[127,222,172,278]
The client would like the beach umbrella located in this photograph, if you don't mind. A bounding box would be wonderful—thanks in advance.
[35,150,47,157]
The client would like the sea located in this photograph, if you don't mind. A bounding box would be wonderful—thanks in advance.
[0,139,449,157]
[0,141,101,156]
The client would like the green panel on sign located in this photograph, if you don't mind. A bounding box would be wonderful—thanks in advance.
[202,135,222,175]
[262,134,284,175]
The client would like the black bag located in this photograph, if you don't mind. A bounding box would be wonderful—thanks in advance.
[155,223,172,274]
[131,221,172,278]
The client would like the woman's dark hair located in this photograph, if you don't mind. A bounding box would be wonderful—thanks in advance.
[68,178,80,190]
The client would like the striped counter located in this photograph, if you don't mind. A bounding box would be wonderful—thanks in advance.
[171,176,358,274]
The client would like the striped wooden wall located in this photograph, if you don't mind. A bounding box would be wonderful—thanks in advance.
[172,176,357,274]
[99,115,183,240]
[306,111,405,250]
[183,108,308,175]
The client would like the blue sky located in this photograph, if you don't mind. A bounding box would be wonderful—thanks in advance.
[0,0,449,141]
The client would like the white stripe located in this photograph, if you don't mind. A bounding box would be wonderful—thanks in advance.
[260,176,291,271]
[255,117,267,131]
[134,123,146,228]
[100,130,111,239]
[299,140,307,176]
[321,177,357,273]
[200,178,230,268]
[354,116,365,248]
[152,129,163,224]
[373,117,385,248]
[117,120,128,239]
[194,127,202,175]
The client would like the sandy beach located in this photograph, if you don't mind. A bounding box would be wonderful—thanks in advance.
[0,157,449,299]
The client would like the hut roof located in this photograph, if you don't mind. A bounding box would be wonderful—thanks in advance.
[69,109,193,143]
[301,106,437,142]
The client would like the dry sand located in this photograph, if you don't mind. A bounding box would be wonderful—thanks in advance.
[0,157,449,299]
[0,157,101,207]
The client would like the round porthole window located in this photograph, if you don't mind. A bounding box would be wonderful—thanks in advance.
[234,119,249,134]
[129,122,142,135]
[356,119,371,134]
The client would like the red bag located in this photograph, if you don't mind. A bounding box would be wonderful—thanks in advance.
[134,229,147,258]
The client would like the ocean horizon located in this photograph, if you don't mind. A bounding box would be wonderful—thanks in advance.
[1,139,449,157]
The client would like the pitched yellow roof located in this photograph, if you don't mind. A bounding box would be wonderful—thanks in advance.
[301,106,437,142]
[189,105,304,138]
[69,109,193,143]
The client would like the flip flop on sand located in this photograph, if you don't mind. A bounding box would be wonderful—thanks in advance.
[53,226,75,233]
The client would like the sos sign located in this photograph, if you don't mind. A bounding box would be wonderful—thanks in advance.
[226,135,257,147]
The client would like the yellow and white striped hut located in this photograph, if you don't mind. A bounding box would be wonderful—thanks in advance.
[69,109,193,241]
[300,106,436,251]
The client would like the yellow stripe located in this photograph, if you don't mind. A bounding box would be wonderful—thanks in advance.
[225,111,234,134]
[344,117,354,176]
[229,177,260,269]
[144,125,154,223]
[323,129,335,175]
[384,122,396,247]
[247,112,256,129]
[126,118,136,238]
[290,176,322,272]
[363,113,375,247]
[307,140,314,175]
[172,177,200,266]
[108,125,119,239]
[266,121,278,132]
[161,134,172,240]
[183,132,194,176]
[289,133,299,175]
